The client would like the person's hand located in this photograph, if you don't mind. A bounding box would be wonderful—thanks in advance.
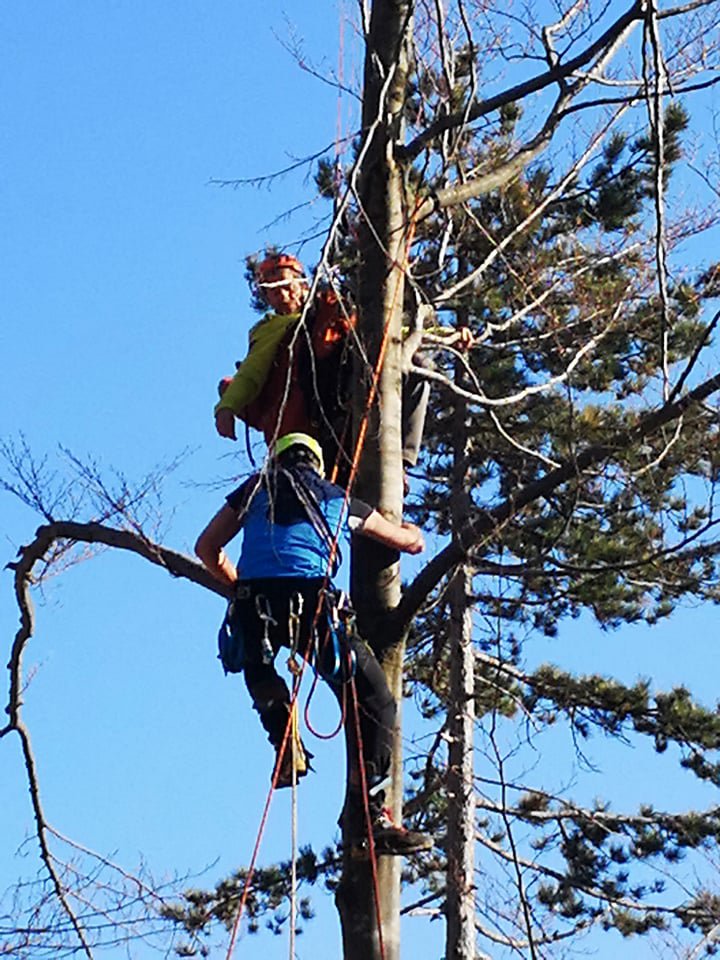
[215,408,237,440]
[457,326,475,351]
[218,375,233,398]
[401,521,425,554]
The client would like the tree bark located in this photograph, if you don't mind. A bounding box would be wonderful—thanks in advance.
[445,328,477,959]
[445,566,476,960]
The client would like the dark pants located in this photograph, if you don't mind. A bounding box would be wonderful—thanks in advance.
[402,372,430,467]
[314,367,430,484]
[237,577,396,790]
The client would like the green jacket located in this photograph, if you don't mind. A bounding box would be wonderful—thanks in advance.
[215,311,299,415]
[215,308,464,417]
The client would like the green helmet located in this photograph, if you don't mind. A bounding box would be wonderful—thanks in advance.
[274,433,325,477]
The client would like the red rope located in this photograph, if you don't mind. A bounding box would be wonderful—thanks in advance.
[349,675,387,960]
[304,657,347,740]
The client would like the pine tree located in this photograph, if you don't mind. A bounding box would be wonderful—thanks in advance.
[402,99,720,957]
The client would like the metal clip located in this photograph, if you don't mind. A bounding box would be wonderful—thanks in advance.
[287,593,304,676]
[255,594,277,665]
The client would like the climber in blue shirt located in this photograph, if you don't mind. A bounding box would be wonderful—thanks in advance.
[195,432,432,855]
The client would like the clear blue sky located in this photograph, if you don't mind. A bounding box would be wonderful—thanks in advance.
[0,4,371,958]
[2,4,719,959]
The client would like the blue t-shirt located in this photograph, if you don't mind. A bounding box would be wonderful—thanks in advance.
[226,464,368,580]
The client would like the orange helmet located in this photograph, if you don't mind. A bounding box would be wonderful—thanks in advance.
[255,253,305,283]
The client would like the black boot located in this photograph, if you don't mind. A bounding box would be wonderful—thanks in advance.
[341,788,432,857]
[366,803,433,856]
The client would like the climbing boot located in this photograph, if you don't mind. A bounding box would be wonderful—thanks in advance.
[273,740,309,789]
[348,806,433,858]
[272,711,312,789]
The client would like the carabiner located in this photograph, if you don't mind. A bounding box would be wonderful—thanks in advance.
[255,594,277,665]
[287,592,305,677]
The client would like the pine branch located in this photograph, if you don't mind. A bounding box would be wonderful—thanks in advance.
[394,370,720,642]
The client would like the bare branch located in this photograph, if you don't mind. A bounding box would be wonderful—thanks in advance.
[399,1,644,161]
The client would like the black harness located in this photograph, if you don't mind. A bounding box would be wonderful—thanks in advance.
[217,463,355,681]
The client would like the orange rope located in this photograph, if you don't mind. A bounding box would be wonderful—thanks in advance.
[224,689,300,958]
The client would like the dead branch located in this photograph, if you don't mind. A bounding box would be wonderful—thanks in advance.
[399,1,645,162]
[1,519,229,956]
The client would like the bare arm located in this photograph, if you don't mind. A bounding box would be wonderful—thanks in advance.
[195,505,243,586]
[355,510,425,555]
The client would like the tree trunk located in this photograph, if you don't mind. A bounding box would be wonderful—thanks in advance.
[445,284,477,959]
[339,1,413,958]
[445,566,476,959]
